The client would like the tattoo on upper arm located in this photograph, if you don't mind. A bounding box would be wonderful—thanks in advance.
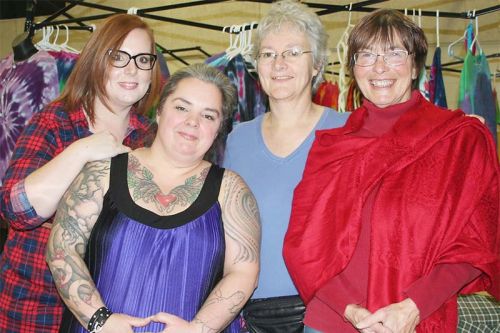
[46,160,110,324]
[221,172,260,264]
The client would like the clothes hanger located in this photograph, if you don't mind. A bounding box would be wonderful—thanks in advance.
[237,24,247,55]
[469,13,482,55]
[225,24,241,61]
[242,21,257,57]
[436,10,440,48]
[36,26,51,50]
[447,22,467,61]
[336,3,354,113]
[49,25,63,51]
[241,22,258,68]
[58,24,80,54]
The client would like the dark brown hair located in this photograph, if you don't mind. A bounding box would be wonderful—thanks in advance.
[347,9,428,89]
[54,14,162,124]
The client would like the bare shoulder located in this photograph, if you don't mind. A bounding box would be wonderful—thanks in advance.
[220,169,250,193]
[219,169,257,213]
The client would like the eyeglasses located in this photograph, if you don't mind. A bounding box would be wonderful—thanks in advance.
[257,48,313,65]
[353,50,412,67]
[107,49,157,70]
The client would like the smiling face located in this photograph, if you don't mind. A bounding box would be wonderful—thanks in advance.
[257,23,318,104]
[353,35,417,108]
[154,77,223,165]
[104,28,153,111]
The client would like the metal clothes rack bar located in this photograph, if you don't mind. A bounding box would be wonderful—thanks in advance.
[156,45,212,66]
[24,0,35,37]
[23,0,500,64]
[438,53,500,74]
[32,1,500,32]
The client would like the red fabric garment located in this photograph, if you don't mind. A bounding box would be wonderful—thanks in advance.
[313,80,340,110]
[284,91,499,332]
[312,82,325,105]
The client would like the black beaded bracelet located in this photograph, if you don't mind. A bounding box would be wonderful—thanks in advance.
[87,306,113,333]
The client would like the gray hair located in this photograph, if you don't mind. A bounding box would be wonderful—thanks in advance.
[158,63,236,123]
[253,0,328,93]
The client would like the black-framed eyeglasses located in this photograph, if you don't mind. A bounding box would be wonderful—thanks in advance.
[354,50,412,67]
[107,49,157,70]
[257,48,313,65]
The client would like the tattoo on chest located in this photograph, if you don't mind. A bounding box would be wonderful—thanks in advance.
[127,155,209,213]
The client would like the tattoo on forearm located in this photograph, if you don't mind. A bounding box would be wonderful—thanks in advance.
[222,172,260,264]
[47,160,110,326]
[195,288,246,333]
[204,289,246,314]
[127,155,208,213]
[193,318,218,333]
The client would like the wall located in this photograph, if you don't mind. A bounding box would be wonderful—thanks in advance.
[0,0,498,111]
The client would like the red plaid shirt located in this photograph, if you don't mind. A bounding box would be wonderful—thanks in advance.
[0,101,154,333]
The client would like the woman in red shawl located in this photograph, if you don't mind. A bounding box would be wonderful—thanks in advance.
[284,9,499,333]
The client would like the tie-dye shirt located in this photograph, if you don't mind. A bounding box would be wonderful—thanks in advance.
[0,50,59,184]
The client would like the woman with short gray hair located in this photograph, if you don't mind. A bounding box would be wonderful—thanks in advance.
[223,1,348,332]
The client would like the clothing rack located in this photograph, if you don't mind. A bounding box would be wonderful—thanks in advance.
[30,0,500,30]
[22,0,500,65]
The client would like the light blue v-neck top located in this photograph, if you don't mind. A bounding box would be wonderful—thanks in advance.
[223,108,349,298]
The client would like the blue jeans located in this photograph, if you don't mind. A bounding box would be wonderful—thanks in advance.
[304,325,323,333]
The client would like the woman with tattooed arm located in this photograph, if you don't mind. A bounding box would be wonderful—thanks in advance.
[0,14,162,333]
[46,64,261,333]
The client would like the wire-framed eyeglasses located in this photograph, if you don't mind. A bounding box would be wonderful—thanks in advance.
[354,50,412,67]
[257,48,313,65]
[107,49,157,70]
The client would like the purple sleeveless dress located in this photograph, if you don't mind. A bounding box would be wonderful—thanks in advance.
[59,153,240,332]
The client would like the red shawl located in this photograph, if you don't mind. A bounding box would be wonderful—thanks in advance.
[283,92,499,332]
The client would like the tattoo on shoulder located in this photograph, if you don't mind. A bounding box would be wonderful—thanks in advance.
[127,154,209,213]
[221,171,260,264]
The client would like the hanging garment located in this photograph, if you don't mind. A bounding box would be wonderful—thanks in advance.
[428,47,447,108]
[459,50,476,115]
[224,54,266,124]
[156,46,170,79]
[474,58,497,144]
[206,51,229,71]
[206,53,267,164]
[458,23,477,115]
[494,88,499,124]
[313,80,339,110]
[0,50,59,184]
[418,65,430,101]
[459,50,497,144]
[345,80,361,112]
[47,50,79,92]
[145,50,169,121]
